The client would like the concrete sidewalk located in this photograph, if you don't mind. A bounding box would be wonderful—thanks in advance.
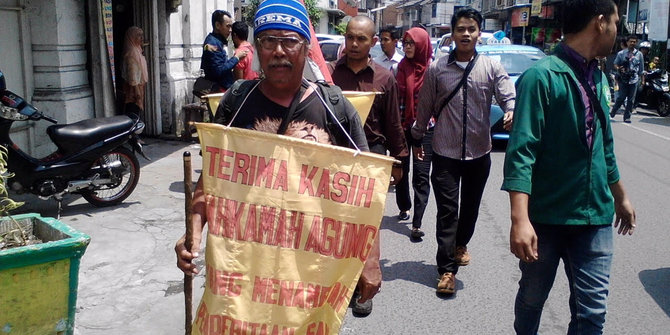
[16,138,206,334]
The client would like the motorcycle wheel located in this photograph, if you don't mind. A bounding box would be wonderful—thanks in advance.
[658,97,670,117]
[81,146,140,207]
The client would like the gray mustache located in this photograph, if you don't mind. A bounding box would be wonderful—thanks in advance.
[269,61,292,68]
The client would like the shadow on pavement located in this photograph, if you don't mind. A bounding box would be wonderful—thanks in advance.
[380,258,466,294]
[639,268,670,318]
[169,180,197,194]
[380,258,437,289]
[636,115,670,127]
[379,214,414,239]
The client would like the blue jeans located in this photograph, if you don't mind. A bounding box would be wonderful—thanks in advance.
[610,81,638,120]
[514,224,613,335]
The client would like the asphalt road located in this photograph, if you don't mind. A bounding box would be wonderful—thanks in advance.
[12,108,669,334]
[340,108,670,334]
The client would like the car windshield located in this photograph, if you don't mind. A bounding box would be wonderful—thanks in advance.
[479,50,544,76]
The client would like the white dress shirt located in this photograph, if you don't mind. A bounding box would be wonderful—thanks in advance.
[373,51,404,76]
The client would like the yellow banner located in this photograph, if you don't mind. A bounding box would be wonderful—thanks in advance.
[206,89,376,121]
[193,123,393,335]
[343,91,377,122]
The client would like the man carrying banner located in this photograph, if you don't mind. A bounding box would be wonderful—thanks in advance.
[175,0,382,327]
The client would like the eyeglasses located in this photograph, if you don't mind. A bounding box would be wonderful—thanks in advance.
[257,36,305,51]
[402,40,415,47]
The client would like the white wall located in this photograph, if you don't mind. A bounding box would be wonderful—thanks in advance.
[161,0,233,136]
[25,0,94,156]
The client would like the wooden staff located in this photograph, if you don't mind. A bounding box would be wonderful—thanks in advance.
[183,151,193,335]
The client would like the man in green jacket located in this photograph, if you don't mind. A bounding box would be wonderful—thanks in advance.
[501,0,636,333]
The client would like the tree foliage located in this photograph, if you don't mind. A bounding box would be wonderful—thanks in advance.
[332,21,347,36]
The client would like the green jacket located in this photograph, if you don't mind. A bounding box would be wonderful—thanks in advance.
[501,44,620,226]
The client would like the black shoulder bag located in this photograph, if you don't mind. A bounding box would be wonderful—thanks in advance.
[410,55,478,147]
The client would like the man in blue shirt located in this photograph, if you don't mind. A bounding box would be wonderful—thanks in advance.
[201,10,248,91]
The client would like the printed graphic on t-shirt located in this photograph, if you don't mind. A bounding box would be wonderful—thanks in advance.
[227,88,335,145]
[253,117,331,144]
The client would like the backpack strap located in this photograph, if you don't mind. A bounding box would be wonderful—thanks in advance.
[312,80,361,150]
[216,79,260,125]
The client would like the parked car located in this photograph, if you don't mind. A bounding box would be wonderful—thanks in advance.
[481,44,546,141]
[431,37,440,59]
[315,33,344,42]
[318,39,344,62]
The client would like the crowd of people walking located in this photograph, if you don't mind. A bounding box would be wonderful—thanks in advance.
[174,0,638,334]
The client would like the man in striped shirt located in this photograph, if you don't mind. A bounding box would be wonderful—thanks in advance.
[411,7,515,295]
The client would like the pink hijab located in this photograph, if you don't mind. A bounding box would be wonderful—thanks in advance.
[396,27,432,129]
[122,26,148,85]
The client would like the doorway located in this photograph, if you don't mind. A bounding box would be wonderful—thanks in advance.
[111,0,161,135]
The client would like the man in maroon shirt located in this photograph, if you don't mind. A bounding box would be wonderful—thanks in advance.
[328,17,407,182]
[328,15,408,316]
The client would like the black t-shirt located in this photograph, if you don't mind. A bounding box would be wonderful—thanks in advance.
[218,87,338,145]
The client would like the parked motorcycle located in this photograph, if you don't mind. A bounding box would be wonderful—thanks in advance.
[0,70,147,214]
[637,69,670,117]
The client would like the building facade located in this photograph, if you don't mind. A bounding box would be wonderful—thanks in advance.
[394,0,456,37]
[0,0,343,157]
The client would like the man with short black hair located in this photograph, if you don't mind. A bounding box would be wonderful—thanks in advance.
[328,15,408,316]
[201,10,248,91]
[609,34,644,122]
[503,0,636,333]
[231,21,258,80]
[412,7,514,295]
[373,25,403,75]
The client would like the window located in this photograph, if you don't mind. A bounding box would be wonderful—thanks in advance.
[432,4,437,18]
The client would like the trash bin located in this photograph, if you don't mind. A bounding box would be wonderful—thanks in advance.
[0,213,90,335]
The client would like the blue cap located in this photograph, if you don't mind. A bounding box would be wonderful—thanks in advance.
[254,0,311,41]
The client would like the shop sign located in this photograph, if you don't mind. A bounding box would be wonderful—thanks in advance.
[511,7,530,27]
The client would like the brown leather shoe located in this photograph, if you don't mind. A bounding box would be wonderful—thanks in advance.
[455,246,470,266]
[436,272,456,294]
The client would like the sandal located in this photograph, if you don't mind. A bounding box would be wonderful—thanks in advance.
[410,227,425,239]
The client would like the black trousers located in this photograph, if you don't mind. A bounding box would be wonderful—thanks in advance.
[432,153,490,275]
[395,128,433,228]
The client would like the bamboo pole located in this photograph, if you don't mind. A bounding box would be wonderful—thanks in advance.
[183,151,193,335]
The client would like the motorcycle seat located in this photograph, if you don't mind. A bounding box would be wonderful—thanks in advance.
[47,116,135,155]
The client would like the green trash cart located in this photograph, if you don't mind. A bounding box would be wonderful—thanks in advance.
[0,213,90,335]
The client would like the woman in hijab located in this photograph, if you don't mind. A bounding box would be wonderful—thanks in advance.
[122,26,148,117]
[395,27,433,239]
